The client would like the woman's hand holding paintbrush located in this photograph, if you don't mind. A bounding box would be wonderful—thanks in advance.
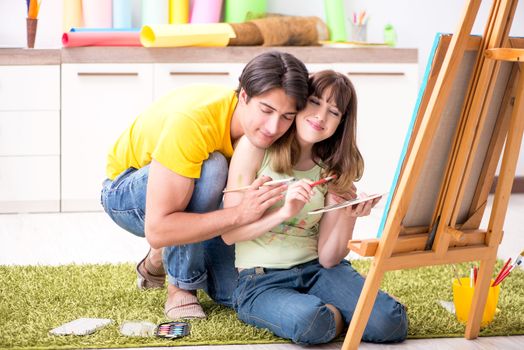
[229,176,289,226]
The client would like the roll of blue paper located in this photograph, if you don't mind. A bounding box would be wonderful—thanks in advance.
[70,28,139,32]
[113,0,133,29]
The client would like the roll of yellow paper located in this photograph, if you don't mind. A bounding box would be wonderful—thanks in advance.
[140,23,236,48]
[169,0,189,24]
[63,0,83,32]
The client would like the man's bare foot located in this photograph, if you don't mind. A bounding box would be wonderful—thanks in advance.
[148,247,163,269]
[164,284,206,319]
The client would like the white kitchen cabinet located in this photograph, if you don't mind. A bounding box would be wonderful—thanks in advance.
[154,63,244,99]
[333,63,419,193]
[59,60,418,212]
[0,49,449,214]
[0,156,60,213]
[61,62,250,211]
[0,66,60,110]
[0,111,59,156]
[61,64,154,211]
[0,65,60,213]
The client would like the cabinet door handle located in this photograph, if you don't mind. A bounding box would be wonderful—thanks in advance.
[169,71,230,76]
[347,72,405,76]
[77,72,139,76]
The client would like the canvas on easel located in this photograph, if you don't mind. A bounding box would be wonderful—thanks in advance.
[342,0,524,349]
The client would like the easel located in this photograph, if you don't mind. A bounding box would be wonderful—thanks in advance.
[342,0,524,349]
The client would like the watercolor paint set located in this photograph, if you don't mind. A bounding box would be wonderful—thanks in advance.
[155,321,191,339]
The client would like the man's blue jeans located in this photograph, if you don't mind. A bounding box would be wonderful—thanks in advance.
[100,152,237,307]
[234,259,408,345]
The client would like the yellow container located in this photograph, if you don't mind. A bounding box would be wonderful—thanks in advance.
[452,277,500,327]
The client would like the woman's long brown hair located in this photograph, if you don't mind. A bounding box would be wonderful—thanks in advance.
[268,70,364,193]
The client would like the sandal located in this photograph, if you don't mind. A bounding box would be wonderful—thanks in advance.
[136,249,166,289]
[164,290,206,320]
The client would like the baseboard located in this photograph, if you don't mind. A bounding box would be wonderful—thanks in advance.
[490,176,524,193]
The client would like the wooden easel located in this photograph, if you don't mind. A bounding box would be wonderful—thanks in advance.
[342,0,524,349]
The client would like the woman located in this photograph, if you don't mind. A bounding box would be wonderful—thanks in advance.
[222,70,408,345]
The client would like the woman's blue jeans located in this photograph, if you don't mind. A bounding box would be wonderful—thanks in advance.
[234,259,408,345]
[100,152,237,307]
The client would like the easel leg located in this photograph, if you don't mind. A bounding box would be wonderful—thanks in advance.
[465,253,497,339]
[341,262,385,350]
[467,62,524,339]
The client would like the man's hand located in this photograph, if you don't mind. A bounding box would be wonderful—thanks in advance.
[279,180,313,219]
[235,176,288,225]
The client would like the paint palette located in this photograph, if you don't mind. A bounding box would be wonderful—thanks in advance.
[155,321,191,339]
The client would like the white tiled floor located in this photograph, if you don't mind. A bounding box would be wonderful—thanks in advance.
[1,195,522,266]
[1,194,523,349]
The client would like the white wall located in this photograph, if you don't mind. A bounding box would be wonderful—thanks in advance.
[0,0,62,49]
[268,0,524,176]
[269,0,524,78]
[1,0,523,174]
[1,0,522,67]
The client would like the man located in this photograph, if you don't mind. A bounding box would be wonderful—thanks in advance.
[101,51,309,319]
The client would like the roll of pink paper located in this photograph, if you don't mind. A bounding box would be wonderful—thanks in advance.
[82,0,113,28]
[62,32,141,47]
[190,0,223,23]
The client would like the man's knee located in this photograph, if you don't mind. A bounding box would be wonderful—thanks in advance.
[364,301,408,343]
[201,152,228,186]
[188,152,228,213]
[291,304,338,345]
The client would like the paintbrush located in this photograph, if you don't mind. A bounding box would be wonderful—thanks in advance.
[309,175,337,188]
[223,177,295,193]
[492,250,523,286]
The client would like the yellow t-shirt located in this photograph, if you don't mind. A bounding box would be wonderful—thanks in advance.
[106,85,238,180]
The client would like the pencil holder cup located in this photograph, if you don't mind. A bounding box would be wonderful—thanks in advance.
[26,18,38,48]
[452,277,500,327]
[349,22,367,42]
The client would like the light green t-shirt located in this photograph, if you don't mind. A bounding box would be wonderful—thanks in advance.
[235,152,327,269]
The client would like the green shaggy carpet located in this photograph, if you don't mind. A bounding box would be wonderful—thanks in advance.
[1,260,523,349]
